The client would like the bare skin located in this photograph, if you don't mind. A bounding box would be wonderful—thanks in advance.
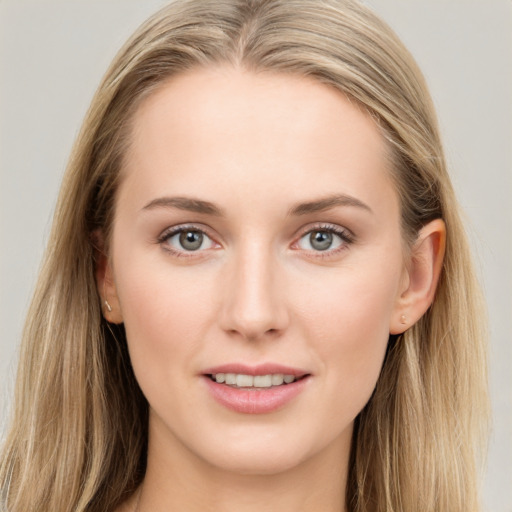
[102,67,445,512]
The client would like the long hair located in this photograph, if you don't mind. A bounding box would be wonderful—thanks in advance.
[0,1,489,511]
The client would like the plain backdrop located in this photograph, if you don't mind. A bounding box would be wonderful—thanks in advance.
[1,1,511,510]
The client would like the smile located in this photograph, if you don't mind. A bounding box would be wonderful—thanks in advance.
[203,365,311,414]
[210,373,299,388]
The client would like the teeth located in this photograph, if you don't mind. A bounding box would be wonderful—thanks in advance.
[253,375,272,387]
[236,374,253,387]
[271,374,284,385]
[213,373,297,387]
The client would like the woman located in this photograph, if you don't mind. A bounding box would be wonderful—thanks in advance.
[0,1,489,511]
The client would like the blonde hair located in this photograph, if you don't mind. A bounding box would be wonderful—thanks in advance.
[1,1,489,511]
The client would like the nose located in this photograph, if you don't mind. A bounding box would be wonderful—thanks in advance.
[219,242,289,341]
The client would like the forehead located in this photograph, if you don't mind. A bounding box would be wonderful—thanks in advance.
[120,66,398,219]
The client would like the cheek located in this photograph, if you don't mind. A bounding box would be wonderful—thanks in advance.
[112,249,218,383]
[294,259,401,411]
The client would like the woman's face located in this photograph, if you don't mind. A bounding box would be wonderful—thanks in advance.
[107,67,409,475]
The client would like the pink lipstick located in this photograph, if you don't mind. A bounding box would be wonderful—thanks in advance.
[202,363,310,414]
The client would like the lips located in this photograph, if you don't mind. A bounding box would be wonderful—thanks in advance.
[202,363,311,414]
[202,363,309,377]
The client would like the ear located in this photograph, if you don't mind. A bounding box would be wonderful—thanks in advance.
[390,219,446,334]
[92,230,124,324]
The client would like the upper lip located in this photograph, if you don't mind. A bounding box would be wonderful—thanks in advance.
[202,363,310,377]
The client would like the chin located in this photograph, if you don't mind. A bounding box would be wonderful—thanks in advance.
[188,423,344,477]
[202,445,309,476]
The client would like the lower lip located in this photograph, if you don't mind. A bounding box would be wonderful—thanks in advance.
[204,376,310,414]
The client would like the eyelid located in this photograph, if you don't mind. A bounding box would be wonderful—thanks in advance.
[291,223,355,255]
[156,223,221,256]
[155,222,354,259]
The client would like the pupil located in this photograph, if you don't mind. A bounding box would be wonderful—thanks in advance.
[179,231,203,250]
[310,231,332,251]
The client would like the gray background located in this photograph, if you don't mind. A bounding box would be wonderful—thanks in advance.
[0,1,510,510]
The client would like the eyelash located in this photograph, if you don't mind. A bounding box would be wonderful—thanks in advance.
[157,224,219,258]
[293,223,355,258]
[156,223,355,259]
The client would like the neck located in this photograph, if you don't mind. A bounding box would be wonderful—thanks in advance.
[135,417,350,512]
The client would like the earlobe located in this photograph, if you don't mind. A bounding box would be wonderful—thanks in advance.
[390,219,446,334]
[92,230,124,324]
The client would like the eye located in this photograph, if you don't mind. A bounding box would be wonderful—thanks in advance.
[159,226,217,254]
[295,225,353,253]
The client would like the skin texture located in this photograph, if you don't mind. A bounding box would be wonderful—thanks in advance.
[99,67,445,512]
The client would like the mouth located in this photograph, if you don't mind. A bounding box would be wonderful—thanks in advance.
[208,372,308,389]
[202,364,311,414]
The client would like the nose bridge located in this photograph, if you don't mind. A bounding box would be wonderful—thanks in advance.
[220,238,288,339]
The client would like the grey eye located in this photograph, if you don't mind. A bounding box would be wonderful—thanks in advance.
[309,231,333,251]
[162,228,216,253]
[297,229,345,252]
[178,230,204,251]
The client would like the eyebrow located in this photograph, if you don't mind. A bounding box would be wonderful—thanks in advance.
[289,194,373,216]
[141,193,372,217]
[142,196,224,216]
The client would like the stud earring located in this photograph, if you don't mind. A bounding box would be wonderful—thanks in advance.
[104,299,113,312]
[400,314,407,325]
